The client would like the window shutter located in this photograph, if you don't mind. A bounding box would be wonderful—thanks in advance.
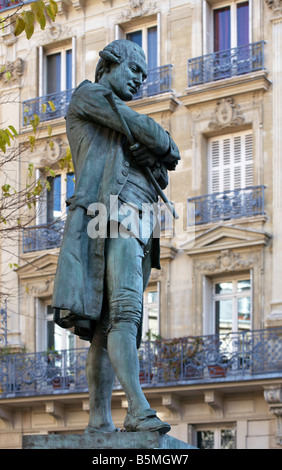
[209,131,253,194]
[210,140,220,193]
[244,133,253,187]
[223,138,231,191]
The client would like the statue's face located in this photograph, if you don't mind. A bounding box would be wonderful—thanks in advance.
[106,57,147,101]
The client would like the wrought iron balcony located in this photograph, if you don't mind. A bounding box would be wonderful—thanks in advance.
[188,41,265,87]
[22,89,75,126]
[22,221,65,253]
[0,0,23,11]
[187,185,265,226]
[133,65,173,100]
[0,328,281,398]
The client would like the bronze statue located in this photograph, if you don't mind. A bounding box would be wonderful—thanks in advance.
[52,39,180,433]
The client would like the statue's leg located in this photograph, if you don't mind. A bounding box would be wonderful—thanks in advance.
[85,324,116,433]
[105,233,170,433]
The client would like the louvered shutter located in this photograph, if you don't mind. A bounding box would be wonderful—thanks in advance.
[209,131,253,193]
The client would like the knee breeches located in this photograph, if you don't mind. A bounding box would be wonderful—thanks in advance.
[93,231,152,345]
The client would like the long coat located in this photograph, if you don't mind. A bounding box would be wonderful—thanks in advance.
[52,80,180,341]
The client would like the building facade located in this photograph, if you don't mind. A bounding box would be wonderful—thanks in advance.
[0,0,282,449]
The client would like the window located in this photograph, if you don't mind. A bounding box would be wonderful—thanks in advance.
[197,426,236,449]
[143,288,159,340]
[213,276,252,335]
[46,171,75,224]
[36,300,75,352]
[126,26,158,70]
[44,48,73,95]
[208,131,253,194]
[204,1,250,55]
[46,305,75,352]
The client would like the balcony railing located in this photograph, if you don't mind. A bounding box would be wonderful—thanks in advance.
[188,41,265,87]
[0,328,281,398]
[0,0,23,11]
[133,65,173,100]
[22,89,75,126]
[22,221,65,253]
[187,185,265,226]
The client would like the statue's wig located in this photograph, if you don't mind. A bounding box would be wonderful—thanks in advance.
[95,39,147,82]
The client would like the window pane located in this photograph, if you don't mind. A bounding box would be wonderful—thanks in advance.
[148,307,158,337]
[147,26,157,69]
[237,280,251,292]
[147,291,158,303]
[237,2,249,47]
[238,297,251,331]
[197,431,214,449]
[126,30,142,48]
[215,282,233,294]
[221,429,236,449]
[47,319,55,350]
[47,175,61,223]
[47,53,61,94]
[66,172,75,200]
[216,299,233,335]
[66,50,72,90]
[214,7,230,52]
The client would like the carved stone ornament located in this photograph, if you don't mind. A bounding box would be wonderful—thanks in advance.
[209,98,245,130]
[0,58,25,84]
[119,0,158,21]
[265,0,282,14]
[39,138,65,165]
[264,386,282,446]
[196,249,259,274]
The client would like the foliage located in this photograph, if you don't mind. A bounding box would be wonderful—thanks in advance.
[0,0,74,298]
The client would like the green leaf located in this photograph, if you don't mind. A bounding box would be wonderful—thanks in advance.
[14,16,25,37]
[41,103,47,113]
[5,71,11,82]
[28,163,34,177]
[47,124,52,136]
[46,4,55,21]
[28,135,36,151]
[29,113,40,133]
[23,11,35,40]
[31,1,46,30]
[48,100,56,111]
[8,125,18,137]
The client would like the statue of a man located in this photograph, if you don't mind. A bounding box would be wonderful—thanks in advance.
[52,39,180,434]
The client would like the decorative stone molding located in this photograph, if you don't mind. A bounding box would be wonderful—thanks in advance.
[208,97,245,130]
[265,0,282,14]
[264,386,282,446]
[204,391,224,418]
[0,58,24,85]
[195,249,259,274]
[40,138,65,166]
[119,0,159,21]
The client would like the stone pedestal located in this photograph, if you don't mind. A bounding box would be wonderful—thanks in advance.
[22,431,197,449]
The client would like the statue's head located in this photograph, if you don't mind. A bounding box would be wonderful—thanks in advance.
[95,39,147,101]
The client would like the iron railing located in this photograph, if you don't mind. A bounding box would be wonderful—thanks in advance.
[187,185,265,226]
[0,0,23,11]
[22,89,75,125]
[22,221,65,253]
[188,41,265,87]
[133,65,172,100]
[0,328,281,397]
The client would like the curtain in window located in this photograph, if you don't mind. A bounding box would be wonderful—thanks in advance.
[237,2,249,47]
[214,7,230,52]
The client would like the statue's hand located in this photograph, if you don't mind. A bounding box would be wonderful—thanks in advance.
[129,143,158,167]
